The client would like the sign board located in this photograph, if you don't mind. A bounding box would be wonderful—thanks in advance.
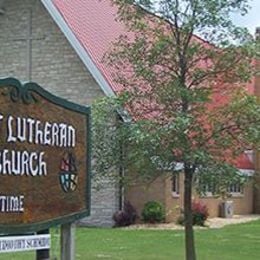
[0,234,50,253]
[0,78,90,234]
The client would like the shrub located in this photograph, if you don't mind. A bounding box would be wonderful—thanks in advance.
[192,201,209,226]
[176,202,209,226]
[141,201,165,223]
[113,201,137,227]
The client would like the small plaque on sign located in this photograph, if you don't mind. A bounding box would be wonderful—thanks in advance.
[0,234,51,253]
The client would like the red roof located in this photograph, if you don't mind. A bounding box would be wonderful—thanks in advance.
[50,0,255,171]
[52,0,255,94]
[235,152,254,170]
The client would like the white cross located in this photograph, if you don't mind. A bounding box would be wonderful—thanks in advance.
[2,8,45,81]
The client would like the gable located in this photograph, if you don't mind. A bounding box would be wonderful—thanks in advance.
[42,0,118,96]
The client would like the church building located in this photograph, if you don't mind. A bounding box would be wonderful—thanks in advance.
[0,0,259,225]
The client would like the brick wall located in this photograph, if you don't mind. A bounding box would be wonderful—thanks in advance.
[0,0,119,227]
[126,173,254,223]
[125,177,166,222]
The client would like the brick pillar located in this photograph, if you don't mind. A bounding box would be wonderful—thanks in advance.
[254,27,260,213]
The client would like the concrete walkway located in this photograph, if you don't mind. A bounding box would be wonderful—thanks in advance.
[206,214,260,228]
[123,215,260,230]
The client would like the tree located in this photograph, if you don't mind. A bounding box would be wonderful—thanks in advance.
[93,1,260,259]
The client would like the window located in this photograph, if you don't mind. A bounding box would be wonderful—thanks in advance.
[199,182,243,197]
[200,183,215,197]
[172,174,180,196]
[228,183,243,196]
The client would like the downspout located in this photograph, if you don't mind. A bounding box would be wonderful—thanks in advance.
[118,114,125,210]
[254,27,260,213]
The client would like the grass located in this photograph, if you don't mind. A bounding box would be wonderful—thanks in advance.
[0,220,260,259]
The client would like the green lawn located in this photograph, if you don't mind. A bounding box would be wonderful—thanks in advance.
[1,220,260,259]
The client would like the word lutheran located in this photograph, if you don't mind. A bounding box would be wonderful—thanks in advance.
[1,114,76,147]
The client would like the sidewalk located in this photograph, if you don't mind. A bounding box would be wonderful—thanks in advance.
[123,215,260,230]
[206,214,260,228]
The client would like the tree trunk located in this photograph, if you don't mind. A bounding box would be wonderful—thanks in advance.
[184,167,196,260]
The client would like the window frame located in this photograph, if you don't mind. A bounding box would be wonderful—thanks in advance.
[172,173,180,197]
[227,183,244,197]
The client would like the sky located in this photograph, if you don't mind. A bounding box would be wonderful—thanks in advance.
[231,0,260,35]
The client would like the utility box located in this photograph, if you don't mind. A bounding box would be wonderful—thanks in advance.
[220,201,234,218]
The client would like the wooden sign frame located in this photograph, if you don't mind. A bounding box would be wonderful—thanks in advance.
[0,78,91,234]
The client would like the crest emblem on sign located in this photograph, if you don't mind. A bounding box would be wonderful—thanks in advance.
[59,152,78,192]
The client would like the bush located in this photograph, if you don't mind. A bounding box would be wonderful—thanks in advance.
[176,202,209,226]
[113,201,137,227]
[192,201,209,226]
[141,201,165,223]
